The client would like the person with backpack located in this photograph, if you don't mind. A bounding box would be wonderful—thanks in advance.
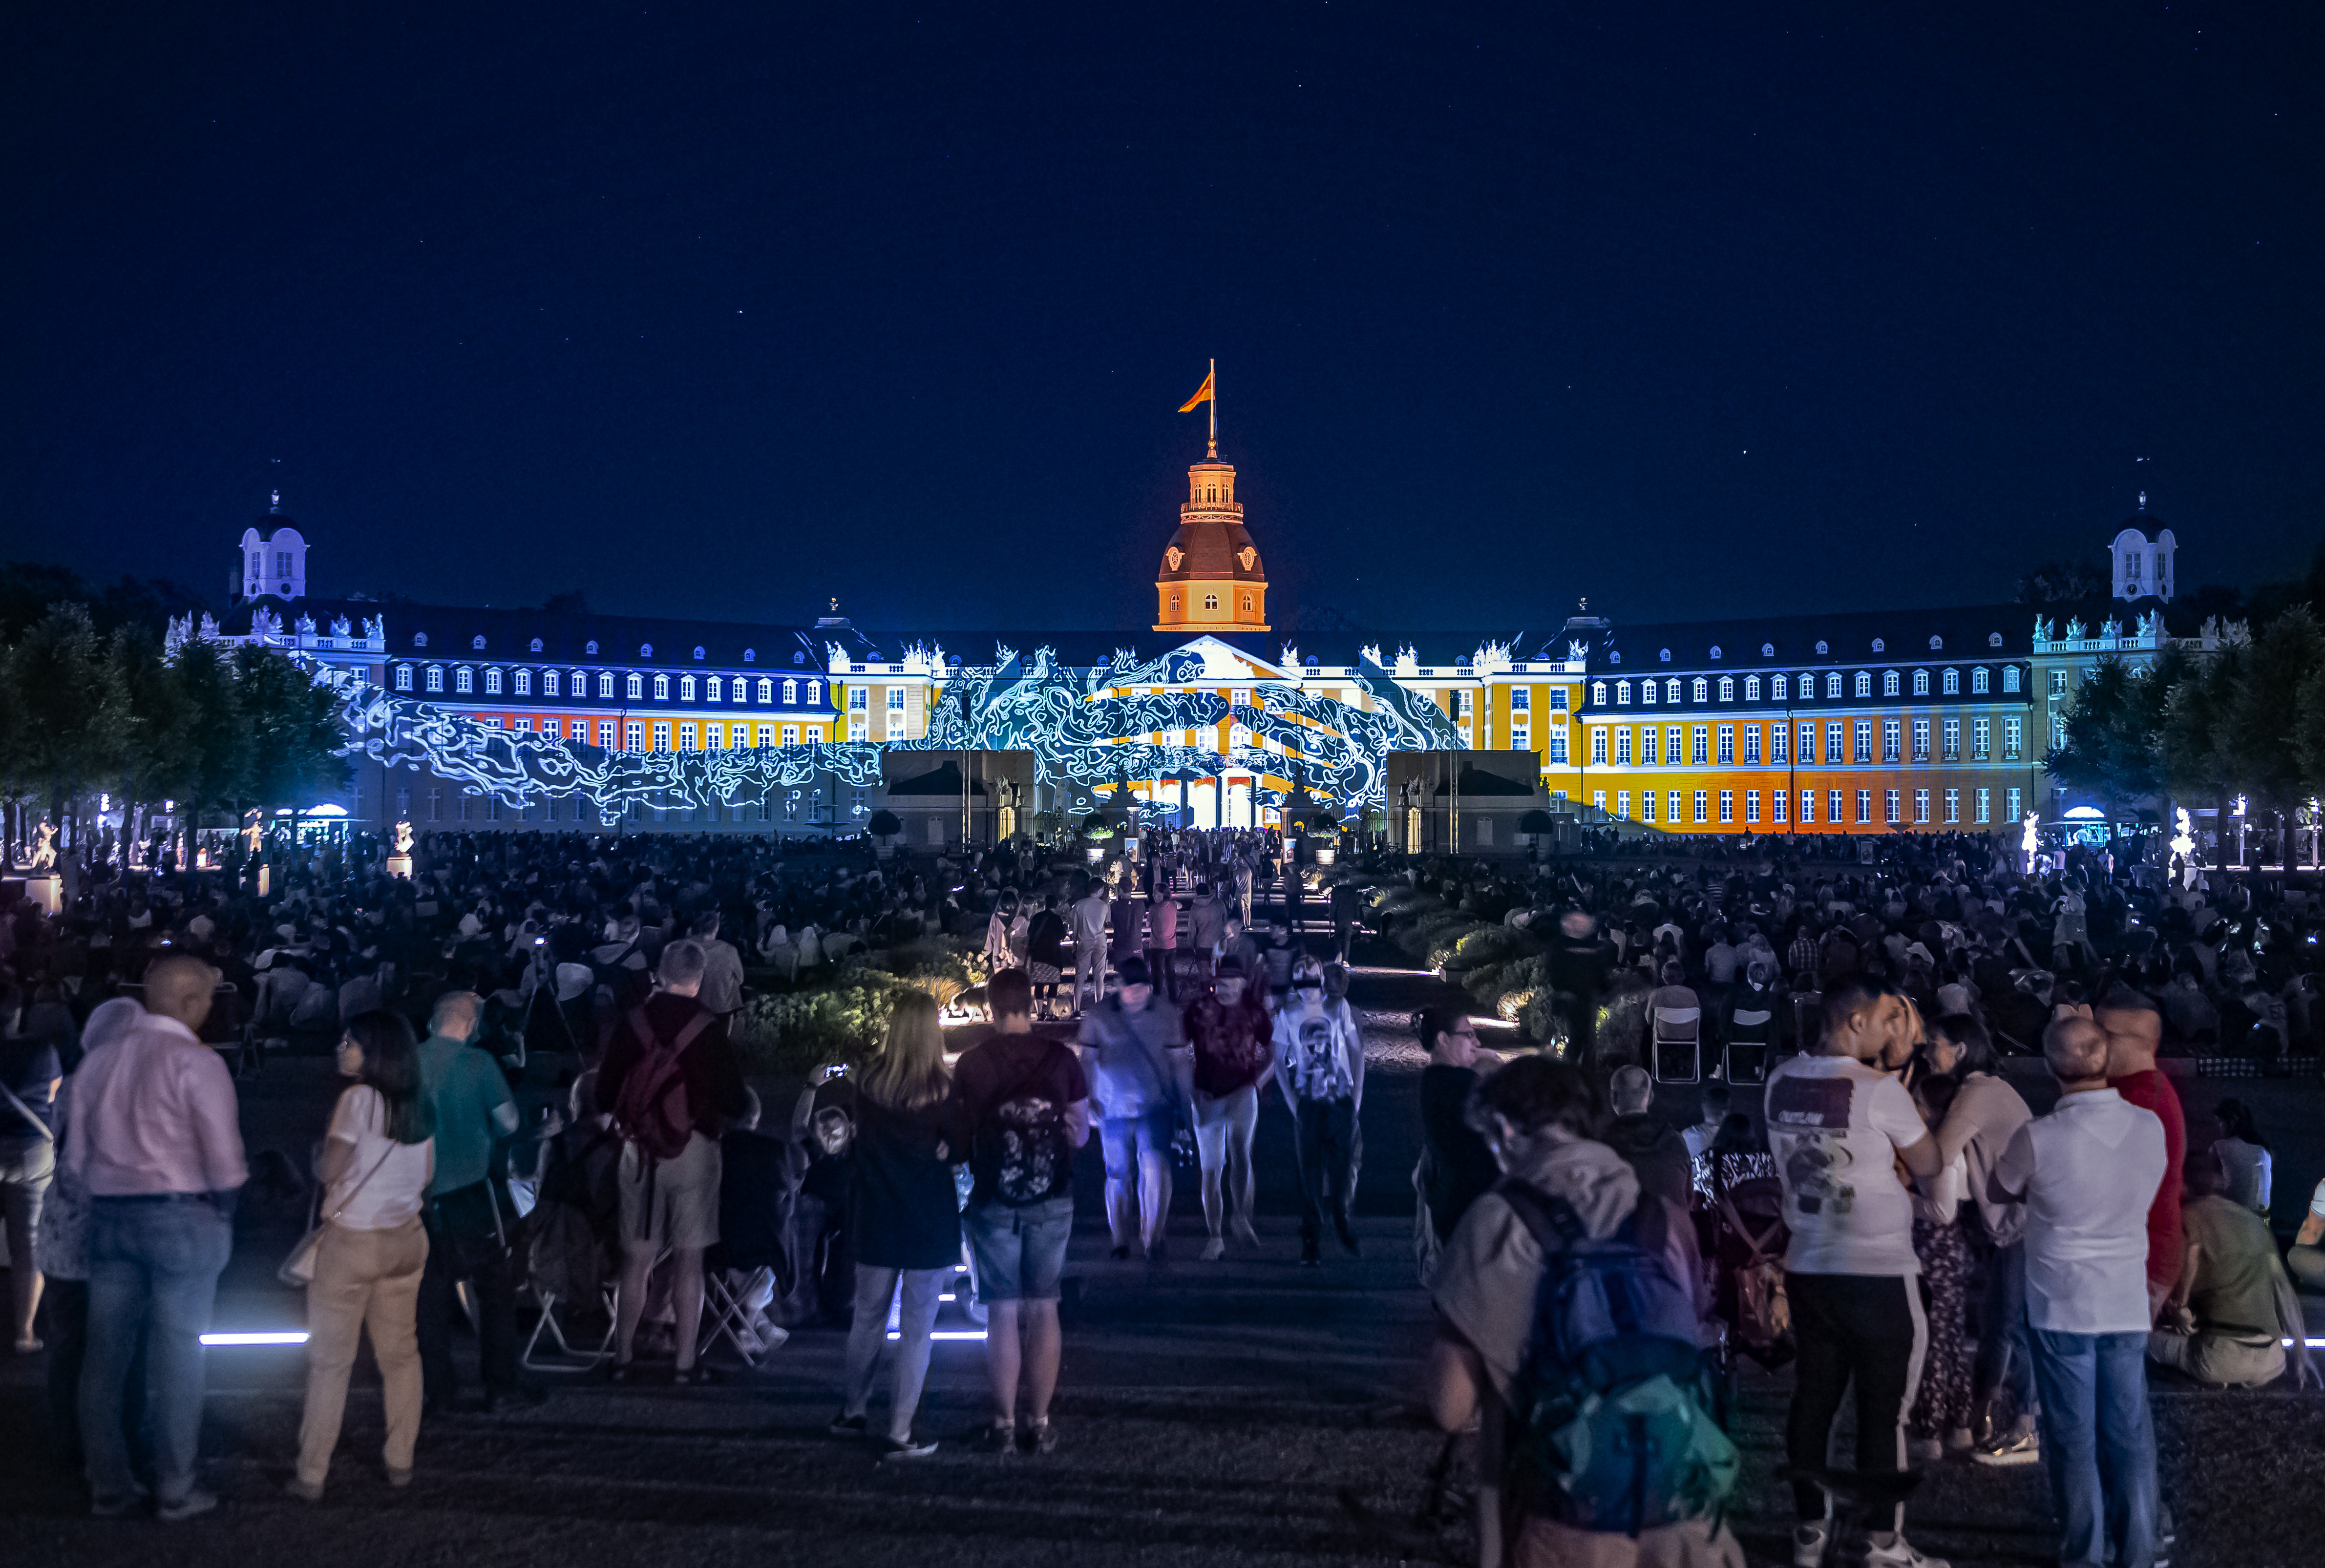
[595,937,750,1383]
[1273,955,1365,1265]
[1427,1054,1742,1568]
[948,967,1089,1454]
[1078,955,1189,1261]
[1764,978,1947,1568]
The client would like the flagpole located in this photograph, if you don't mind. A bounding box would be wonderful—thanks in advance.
[1208,357,1217,458]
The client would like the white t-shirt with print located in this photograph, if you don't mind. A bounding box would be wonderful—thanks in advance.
[1763,1054,1927,1276]
[324,1085,433,1231]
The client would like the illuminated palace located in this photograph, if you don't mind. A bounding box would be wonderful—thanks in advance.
[192,461,2204,850]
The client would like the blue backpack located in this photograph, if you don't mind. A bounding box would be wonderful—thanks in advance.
[1497,1180,1739,1537]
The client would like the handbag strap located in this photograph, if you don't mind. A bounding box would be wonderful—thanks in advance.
[325,1091,401,1222]
[0,1077,55,1144]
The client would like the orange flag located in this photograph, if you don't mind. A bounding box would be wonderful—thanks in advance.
[1177,368,1215,413]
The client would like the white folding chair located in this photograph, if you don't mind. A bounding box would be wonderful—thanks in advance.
[1651,1004,1701,1084]
[520,1285,616,1373]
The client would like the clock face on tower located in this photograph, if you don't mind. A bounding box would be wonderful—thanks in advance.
[1166,546,1184,570]
[1237,547,1255,570]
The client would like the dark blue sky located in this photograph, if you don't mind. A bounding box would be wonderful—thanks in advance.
[6,2,2320,635]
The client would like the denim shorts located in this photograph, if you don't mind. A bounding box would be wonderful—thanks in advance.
[963,1195,1074,1304]
[1099,1107,1177,1181]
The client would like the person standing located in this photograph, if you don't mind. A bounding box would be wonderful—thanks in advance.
[1078,956,1189,1260]
[1986,1016,2165,1568]
[1183,957,1274,1259]
[950,969,1090,1454]
[1273,956,1365,1266]
[596,938,751,1382]
[67,954,246,1521]
[835,993,958,1462]
[1187,880,1227,961]
[1070,881,1112,1017]
[2094,987,2185,1325]
[1413,1005,1499,1258]
[690,910,747,1021]
[288,1011,436,1502]
[1,1016,62,1353]
[413,991,528,1413]
[1764,978,1945,1568]
[1329,878,1362,965]
[1025,894,1067,1020]
[1144,889,1179,1002]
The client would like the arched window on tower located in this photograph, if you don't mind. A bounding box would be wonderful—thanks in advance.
[1205,594,1219,611]
[1170,592,1182,616]
[1241,594,1252,613]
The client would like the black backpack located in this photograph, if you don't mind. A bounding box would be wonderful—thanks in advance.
[975,1045,1074,1206]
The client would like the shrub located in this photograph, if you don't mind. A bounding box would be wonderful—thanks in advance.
[733,966,918,1076]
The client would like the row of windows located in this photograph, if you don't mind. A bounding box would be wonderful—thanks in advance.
[476,717,817,750]
[1585,716,2025,766]
[397,784,856,825]
[1596,785,2025,827]
[393,665,825,706]
[1588,666,2021,709]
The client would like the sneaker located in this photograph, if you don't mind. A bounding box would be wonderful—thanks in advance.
[1200,1235,1226,1261]
[1019,1418,1057,1454]
[974,1419,1017,1454]
[829,1412,869,1437]
[1792,1522,1829,1568]
[155,1488,219,1523]
[876,1435,939,1463]
[1971,1428,2041,1467]
[1863,1535,1948,1568]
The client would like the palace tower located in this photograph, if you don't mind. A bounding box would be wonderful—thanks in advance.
[1153,455,1268,633]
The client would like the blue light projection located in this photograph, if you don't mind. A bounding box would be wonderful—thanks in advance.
[315,643,1464,820]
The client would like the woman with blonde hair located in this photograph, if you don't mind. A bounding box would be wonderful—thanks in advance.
[832,992,959,1461]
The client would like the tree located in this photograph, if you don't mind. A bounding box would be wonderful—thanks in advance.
[2014,556,2107,605]
[230,644,348,833]
[2043,654,2171,806]
[867,808,902,845]
[1,604,131,847]
[2220,607,2325,857]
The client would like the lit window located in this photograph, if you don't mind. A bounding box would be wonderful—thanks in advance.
[1693,790,1709,823]
[758,677,774,703]
[1615,728,1632,764]
[888,688,906,710]
[1885,789,1901,824]
[2050,670,2069,694]
[757,724,777,747]
[1911,669,1929,696]
[1548,687,1568,711]
[1882,670,1900,697]
[1770,724,1788,764]
[1914,789,1929,823]
[1943,718,1960,760]
[542,670,559,696]
[484,668,503,695]
[679,722,698,750]
[679,675,697,701]
[1941,668,1959,695]
[1971,667,1990,694]
[806,680,822,705]
[1827,721,1843,762]
[2005,716,2022,759]
[1719,791,1733,823]
[1826,672,1843,698]
[652,722,671,751]
[1770,674,1786,701]
[2003,667,2021,693]
[1592,729,1608,764]
[1640,727,1659,765]
[597,721,613,748]
[1854,671,1871,698]
[1854,720,1873,763]
[1912,718,1930,760]
[1717,676,1734,702]
[627,673,644,699]
[1615,681,1630,705]
[1744,675,1760,702]
[1857,790,1873,823]
[783,679,798,704]
[1976,787,1990,824]
[849,687,868,709]
[782,724,799,745]
[2007,787,2022,820]
[1742,726,1760,764]
[1944,788,1959,823]
[1592,681,1607,707]
[512,669,530,696]
[1639,791,1654,822]
[1716,724,1734,764]
[1974,717,1991,759]
[705,676,721,702]
[1744,791,1758,824]
[1665,679,1681,703]
[625,720,644,751]
[1774,790,1789,823]
[1641,680,1656,706]
[1691,677,1709,703]
[1547,731,1568,763]
[653,674,670,700]
[1617,791,1630,819]
[1691,725,1709,765]
[395,665,413,691]
[1205,594,1219,610]
[1883,719,1902,761]
[455,667,474,694]
[597,672,613,698]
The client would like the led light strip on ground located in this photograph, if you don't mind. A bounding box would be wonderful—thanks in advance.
[201,1332,310,1346]
[888,1330,988,1341]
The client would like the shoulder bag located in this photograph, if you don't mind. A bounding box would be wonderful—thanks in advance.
[280,1094,400,1287]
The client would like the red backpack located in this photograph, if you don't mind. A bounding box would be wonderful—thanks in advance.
[611,1005,714,1163]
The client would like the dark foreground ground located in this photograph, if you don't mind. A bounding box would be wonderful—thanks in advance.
[7,937,2325,1566]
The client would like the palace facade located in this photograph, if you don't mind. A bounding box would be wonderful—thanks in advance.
[189,458,2207,850]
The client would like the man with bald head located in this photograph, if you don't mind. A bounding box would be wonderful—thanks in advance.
[64,953,246,1521]
[1987,1015,2166,1568]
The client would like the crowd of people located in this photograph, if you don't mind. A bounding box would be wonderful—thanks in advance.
[4,819,2324,1568]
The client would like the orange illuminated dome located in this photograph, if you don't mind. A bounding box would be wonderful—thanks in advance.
[1154,457,1268,633]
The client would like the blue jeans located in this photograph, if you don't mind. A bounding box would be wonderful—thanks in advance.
[2030,1328,2157,1568]
[1975,1240,2040,1420]
[82,1196,233,1505]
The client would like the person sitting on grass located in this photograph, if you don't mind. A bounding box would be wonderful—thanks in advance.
[2148,1143,2315,1391]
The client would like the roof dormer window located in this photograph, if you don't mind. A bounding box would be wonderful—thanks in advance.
[472,635,486,650]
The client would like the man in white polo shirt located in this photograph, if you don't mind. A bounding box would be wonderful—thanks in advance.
[1987,1015,2166,1568]
[1765,978,1946,1568]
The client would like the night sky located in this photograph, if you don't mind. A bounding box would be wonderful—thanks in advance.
[6,3,2321,639]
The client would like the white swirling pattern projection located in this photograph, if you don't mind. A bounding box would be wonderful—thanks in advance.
[897,646,1465,813]
[329,676,885,813]
[322,646,1462,819]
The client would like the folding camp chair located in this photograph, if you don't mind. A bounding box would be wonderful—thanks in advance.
[1651,1001,1701,1083]
[520,1284,616,1373]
